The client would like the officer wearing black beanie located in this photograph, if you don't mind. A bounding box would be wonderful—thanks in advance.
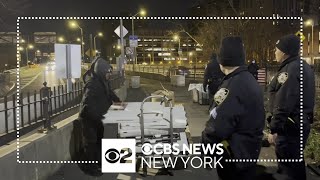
[201,36,265,180]
[267,34,315,180]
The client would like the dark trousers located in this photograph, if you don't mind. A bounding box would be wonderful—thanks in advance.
[275,125,310,180]
[215,146,256,180]
[217,165,256,180]
[81,119,104,164]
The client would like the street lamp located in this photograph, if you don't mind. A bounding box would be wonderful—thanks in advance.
[173,35,181,63]
[70,21,84,60]
[94,32,103,56]
[26,44,34,63]
[58,37,65,43]
[305,19,314,63]
[148,54,152,65]
[131,9,147,66]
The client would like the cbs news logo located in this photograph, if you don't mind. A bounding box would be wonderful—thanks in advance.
[101,139,136,173]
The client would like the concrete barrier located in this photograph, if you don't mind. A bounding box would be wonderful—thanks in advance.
[0,113,77,180]
[126,71,170,82]
[0,84,127,180]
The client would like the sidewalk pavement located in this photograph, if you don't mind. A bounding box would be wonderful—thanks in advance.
[47,77,320,180]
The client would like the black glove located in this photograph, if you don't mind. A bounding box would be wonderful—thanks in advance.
[203,84,207,92]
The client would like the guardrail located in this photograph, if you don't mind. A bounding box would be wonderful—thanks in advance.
[124,64,206,79]
[0,73,124,146]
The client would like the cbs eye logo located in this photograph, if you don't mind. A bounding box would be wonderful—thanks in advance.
[105,148,133,164]
[101,139,136,173]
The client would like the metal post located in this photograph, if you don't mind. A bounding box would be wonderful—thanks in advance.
[80,27,84,61]
[94,36,97,54]
[26,47,29,65]
[132,16,137,71]
[311,24,314,64]
[66,45,72,93]
[120,19,125,77]
[4,96,8,133]
[39,82,55,133]
[89,34,93,62]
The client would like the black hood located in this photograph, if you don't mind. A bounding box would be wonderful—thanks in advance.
[83,57,113,94]
[92,58,112,82]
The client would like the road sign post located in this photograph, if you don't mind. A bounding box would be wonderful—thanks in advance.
[55,44,81,92]
[114,20,128,77]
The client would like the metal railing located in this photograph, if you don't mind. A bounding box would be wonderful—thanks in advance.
[0,73,125,144]
[125,64,205,79]
[0,82,83,135]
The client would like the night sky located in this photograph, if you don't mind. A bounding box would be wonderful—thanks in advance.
[28,0,195,16]
[11,0,197,34]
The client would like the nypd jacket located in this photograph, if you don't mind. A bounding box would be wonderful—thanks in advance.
[268,56,315,136]
[201,66,265,168]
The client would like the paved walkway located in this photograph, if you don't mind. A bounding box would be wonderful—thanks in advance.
[48,77,320,180]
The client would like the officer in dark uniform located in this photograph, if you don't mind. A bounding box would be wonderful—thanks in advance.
[201,37,265,180]
[267,34,315,180]
[78,57,121,176]
[248,60,259,80]
[203,52,225,109]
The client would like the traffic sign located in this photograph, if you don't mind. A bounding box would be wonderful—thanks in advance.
[126,47,134,55]
[85,49,96,57]
[129,35,138,47]
[114,25,128,38]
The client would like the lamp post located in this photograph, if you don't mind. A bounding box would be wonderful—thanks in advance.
[173,35,181,64]
[131,9,146,67]
[93,32,103,56]
[148,54,152,65]
[70,21,84,60]
[306,19,314,64]
[26,44,34,63]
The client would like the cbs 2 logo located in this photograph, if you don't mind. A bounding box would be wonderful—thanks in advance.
[105,148,133,164]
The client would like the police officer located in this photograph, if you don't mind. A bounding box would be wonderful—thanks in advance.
[201,37,265,180]
[203,52,225,109]
[267,34,315,180]
[78,57,121,176]
[248,59,259,80]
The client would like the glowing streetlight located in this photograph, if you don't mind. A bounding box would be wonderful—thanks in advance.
[305,19,314,63]
[147,53,152,64]
[94,32,103,56]
[21,39,25,43]
[28,44,34,49]
[58,37,64,42]
[132,8,147,66]
[189,52,193,56]
[117,45,121,50]
[69,21,84,59]
[76,38,81,42]
[173,35,179,41]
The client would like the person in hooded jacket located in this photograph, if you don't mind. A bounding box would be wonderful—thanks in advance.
[201,37,265,180]
[203,52,225,109]
[78,57,121,176]
[267,34,315,180]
